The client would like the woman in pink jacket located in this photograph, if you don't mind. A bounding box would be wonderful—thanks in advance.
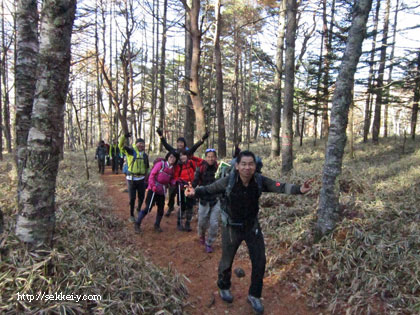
[134,151,179,233]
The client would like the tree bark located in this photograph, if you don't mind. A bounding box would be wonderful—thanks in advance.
[15,0,77,246]
[271,0,286,157]
[213,0,226,157]
[159,0,168,152]
[15,0,39,185]
[183,0,206,142]
[363,0,380,142]
[372,0,390,143]
[281,0,298,174]
[184,4,194,146]
[410,52,420,139]
[316,0,372,237]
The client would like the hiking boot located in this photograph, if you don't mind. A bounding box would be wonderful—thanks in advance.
[165,208,174,217]
[154,225,163,233]
[134,223,141,234]
[184,222,192,232]
[205,244,213,253]
[199,235,205,245]
[247,295,264,314]
[219,289,233,303]
[130,216,135,223]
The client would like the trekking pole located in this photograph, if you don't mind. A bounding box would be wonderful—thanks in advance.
[178,183,182,222]
[147,191,156,214]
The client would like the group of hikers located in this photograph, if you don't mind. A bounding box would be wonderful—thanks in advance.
[94,140,124,175]
[95,128,312,314]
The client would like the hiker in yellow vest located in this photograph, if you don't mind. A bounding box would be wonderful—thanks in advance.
[119,132,149,222]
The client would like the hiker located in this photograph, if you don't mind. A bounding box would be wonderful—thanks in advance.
[109,140,120,174]
[156,128,209,217]
[119,133,149,222]
[185,150,312,314]
[134,151,179,233]
[174,149,202,232]
[105,142,111,166]
[192,148,220,253]
[95,140,107,174]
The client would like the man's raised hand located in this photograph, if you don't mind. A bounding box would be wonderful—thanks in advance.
[300,179,313,194]
[156,128,163,137]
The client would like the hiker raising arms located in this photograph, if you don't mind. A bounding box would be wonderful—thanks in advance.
[174,149,202,232]
[134,151,179,233]
[119,133,149,222]
[156,128,209,217]
[192,148,220,253]
[95,140,107,175]
[185,150,312,314]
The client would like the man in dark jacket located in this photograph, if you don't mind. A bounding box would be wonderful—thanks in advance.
[156,128,209,217]
[185,151,312,314]
[95,140,107,174]
[109,140,120,174]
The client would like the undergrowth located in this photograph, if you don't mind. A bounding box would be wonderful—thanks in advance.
[0,152,187,314]
[249,138,420,314]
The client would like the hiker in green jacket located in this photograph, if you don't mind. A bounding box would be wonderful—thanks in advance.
[185,150,312,314]
[119,133,150,222]
[109,140,120,174]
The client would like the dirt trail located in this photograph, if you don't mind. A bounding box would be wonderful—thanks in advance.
[102,166,314,315]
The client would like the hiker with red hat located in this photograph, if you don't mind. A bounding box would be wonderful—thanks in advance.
[156,128,209,217]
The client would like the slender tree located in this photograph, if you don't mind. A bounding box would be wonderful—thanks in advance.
[271,0,286,157]
[213,0,226,157]
[316,0,372,237]
[281,0,298,174]
[410,52,420,139]
[372,0,390,143]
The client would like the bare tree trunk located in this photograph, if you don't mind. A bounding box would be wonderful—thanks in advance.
[281,0,298,174]
[183,0,206,141]
[232,23,240,148]
[321,0,335,139]
[410,52,420,139]
[271,0,286,157]
[95,0,102,141]
[184,4,194,145]
[372,0,390,144]
[15,0,77,246]
[384,0,399,138]
[1,1,11,154]
[363,0,380,142]
[15,0,39,184]
[316,0,372,238]
[213,0,226,157]
[159,0,168,152]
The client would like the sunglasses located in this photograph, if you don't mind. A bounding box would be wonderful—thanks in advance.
[205,148,216,153]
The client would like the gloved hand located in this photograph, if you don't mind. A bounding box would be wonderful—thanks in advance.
[201,131,209,141]
[152,186,158,193]
[156,128,163,137]
[125,132,132,138]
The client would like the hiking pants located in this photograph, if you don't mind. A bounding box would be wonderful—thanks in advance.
[177,189,194,225]
[112,155,120,173]
[98,158,105,174]
[197,200,221,246]
[217,221,266,298]
[119,157,124,170]
[167,186,177,210]
[136,190,165,227]
[128,179,146,217]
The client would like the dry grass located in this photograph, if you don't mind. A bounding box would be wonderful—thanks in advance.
[249,137,420,314]
[0,152,187,314]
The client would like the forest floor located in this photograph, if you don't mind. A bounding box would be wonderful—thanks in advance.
[102,166,316,315]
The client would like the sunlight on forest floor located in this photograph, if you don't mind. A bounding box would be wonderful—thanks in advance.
[0,137,419,314]
[0,153,187,314]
